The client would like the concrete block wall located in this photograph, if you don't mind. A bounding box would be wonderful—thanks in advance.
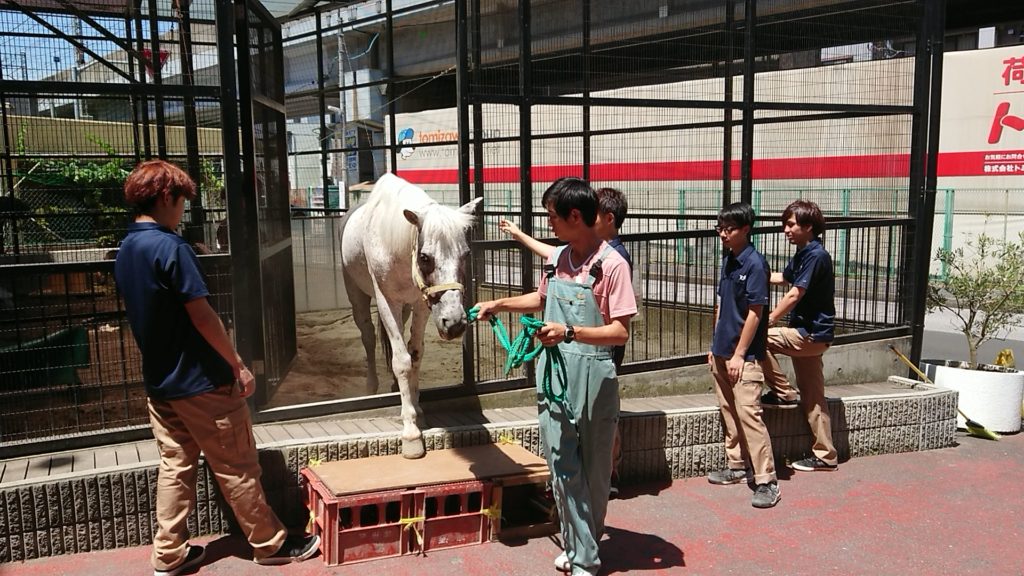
[0,387,957,563]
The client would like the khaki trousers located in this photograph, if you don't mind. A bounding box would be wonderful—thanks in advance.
[711,357,776,485]
[762,327,837,465]
[147,385,287,571]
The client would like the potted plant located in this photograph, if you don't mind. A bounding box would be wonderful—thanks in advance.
[924,231,1024,433]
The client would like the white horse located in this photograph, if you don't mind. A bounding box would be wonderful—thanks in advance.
[339,173,482,458]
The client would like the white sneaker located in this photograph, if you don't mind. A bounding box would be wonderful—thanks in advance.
[554,550,570,572]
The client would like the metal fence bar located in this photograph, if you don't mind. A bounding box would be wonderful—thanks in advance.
[0,206,913,449]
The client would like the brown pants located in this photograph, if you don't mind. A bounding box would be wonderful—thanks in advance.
[711,356,776,485]
[762,327,837,465]
[147,385,287,571]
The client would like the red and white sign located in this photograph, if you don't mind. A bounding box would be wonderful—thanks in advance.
[939,45,1024,179]
[386,46,1024,186]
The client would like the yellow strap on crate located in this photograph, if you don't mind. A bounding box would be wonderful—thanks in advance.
[400,515,426,553]
[481,502,502,520]
[303,458,323,534]
[306,509,316,534]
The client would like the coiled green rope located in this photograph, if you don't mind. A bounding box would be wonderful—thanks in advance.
[468,306,569,408]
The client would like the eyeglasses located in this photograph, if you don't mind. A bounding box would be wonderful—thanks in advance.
[715,225,739,234]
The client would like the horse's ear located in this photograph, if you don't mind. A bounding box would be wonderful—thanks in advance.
[458,197,484,217]
[403,208,422,227]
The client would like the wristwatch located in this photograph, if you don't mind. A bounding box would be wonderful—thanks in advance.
[563,324,576,343]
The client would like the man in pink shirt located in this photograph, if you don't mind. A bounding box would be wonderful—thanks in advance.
[473,177,635,576]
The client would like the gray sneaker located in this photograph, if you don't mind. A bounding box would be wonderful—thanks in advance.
[751,482,781,508]
[792,457,838,472]
[254,534,320,565]
[707,468,751,485]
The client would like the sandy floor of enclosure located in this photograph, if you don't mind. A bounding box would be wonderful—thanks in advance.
[265,308,466,408]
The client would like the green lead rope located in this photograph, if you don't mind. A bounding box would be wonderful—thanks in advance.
[467,306,570,409]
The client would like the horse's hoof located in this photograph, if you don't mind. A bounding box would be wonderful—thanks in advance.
[402,438,426,459]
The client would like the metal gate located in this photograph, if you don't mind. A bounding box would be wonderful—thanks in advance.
[222,0,296,406]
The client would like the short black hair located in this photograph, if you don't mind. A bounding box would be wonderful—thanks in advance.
[596,187,627,230]
[717,202,756,229]
[782,199,826,237]
[541,177,597,226]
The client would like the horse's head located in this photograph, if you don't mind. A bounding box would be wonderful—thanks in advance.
[404,196,483,340]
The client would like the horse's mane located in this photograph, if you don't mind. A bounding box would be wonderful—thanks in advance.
[363,174,474,253]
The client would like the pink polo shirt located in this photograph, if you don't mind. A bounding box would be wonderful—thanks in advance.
[538,241,637,325]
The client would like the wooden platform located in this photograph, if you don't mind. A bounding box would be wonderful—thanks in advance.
[308,443,549,496]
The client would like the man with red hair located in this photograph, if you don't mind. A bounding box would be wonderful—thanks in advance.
[114,160,318,576]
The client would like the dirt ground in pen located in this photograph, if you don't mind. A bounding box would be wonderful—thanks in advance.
[266,302,710,409]
[266,308,465,408]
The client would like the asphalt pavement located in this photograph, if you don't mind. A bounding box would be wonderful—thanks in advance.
[4,430,1023,576]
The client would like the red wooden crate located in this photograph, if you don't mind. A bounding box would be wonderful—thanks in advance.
[488,481,559,542]
[415,480,492,552]
[302,467,418,566]
[299,445,554,565]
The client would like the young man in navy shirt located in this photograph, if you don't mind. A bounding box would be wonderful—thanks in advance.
[762,200,838,472]
[707,202,780,508]
[114,160,319,575]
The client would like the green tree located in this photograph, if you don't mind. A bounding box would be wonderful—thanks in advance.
[927,232,1024,366]
[16,133,132,247]
[199,158,225,209]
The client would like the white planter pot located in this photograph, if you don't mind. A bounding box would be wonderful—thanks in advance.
[922,360,1024,433]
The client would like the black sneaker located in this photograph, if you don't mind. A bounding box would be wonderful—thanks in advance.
[254,534,321,565]
[609,471,620,499]
[761,391,799,408]
[154,545,206,576]
[707,468,751,485]
[792,457,838,472]
[752,482,781,508]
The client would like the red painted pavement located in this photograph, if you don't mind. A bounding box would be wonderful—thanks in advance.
[5,431,1024,575]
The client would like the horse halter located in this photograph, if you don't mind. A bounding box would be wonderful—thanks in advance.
[410,243,464,305]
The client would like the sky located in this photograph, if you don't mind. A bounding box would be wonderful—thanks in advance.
[1,7,180,82]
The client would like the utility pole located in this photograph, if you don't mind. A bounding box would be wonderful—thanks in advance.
[337,18,350,202]
[73,17,84,119]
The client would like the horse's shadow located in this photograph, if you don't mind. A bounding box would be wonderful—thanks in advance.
[599,525,686,574]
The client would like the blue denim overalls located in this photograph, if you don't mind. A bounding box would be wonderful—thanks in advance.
[539,245,620,576]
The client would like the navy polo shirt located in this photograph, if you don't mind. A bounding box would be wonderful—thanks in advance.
[114,222,233,400]
[783,238,836,342]
[608,236,633,273]
[712,243,770,361]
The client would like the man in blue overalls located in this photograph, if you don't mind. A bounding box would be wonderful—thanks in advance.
[473,177,637,575]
